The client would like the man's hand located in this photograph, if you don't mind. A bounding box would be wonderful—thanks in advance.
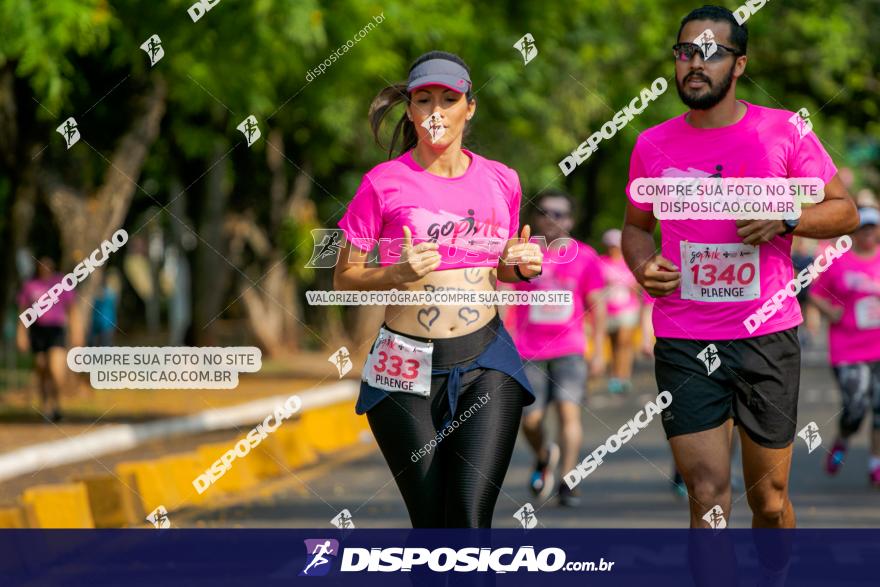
[736,219,785,245]
[637,255,681,297]
[16,323,29,353]
[393,225,441,284]
[503,225,543,278]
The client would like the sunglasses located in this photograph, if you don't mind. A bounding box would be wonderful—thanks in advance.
[673,42,743,62]
[537,208,570,220]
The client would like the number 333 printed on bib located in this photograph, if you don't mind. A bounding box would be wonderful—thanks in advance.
[680,242,760,303]
[363,328,433,396]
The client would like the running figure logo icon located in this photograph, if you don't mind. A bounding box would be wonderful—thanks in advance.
[139,34,164,66]
[329,346,352,378]
[514,503,538,529]
[146,505,170,528]
[693,29,717,60]
[300,539,339,577]
[237,115,261,147]
[330,509,355,529]
[421,112,445,144]
[789,108,813,138]
[702,505,727,529]
[56,117,80,149]
[513,33,538,65]
[306,229,343,268]
[697,344,721,376]
[797,421,822,453]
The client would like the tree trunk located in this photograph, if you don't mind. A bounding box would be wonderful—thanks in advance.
[41,77,167,343]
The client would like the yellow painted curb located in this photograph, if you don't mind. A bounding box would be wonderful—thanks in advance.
[73,474,137,528]
[0,506,26,528]
[268,423,318,469]
[195,441,260,496]
[155,453,209,507]
[116,460,181,516]
[21,483,94,528]
[299,401,361,453]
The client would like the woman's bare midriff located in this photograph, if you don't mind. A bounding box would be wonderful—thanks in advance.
[384,266,498,339]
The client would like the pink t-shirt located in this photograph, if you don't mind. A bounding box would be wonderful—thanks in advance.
[17,276,75,327]
[339,149,521,270]
[601,255,639,316]
[507,240,604,361]
[811,249,880,365]
[626,101,837,340]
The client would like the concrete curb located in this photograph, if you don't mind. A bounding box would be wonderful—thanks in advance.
[1,381,373,528]
[0,380,357,483]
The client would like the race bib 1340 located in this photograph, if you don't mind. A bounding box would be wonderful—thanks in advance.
[680,241,760,303]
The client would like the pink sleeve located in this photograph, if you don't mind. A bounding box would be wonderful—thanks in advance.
[338,175,382,252]
[788,128,837,184]
[809,258,838,303]
[625,138,652,212]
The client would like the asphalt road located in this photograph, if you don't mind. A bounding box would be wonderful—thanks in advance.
[178,350,880,529]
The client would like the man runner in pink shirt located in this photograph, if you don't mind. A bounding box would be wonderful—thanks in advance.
[810,207,880,487]
[622,5,858,530]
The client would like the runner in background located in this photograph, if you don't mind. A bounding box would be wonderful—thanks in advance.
[623,6,858,535]
[810,207,880,487]
[506,190,607,506]
[601,229,640,393]
[791,237,820,348]
[15,256,84,422]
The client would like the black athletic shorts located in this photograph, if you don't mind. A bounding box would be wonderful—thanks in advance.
[28,325,66,354]
[654,327,800,449]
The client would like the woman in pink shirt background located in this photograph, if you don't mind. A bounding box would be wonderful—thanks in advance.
[810,207,880,486]
[16,256,83,422]
[600,229,641,393]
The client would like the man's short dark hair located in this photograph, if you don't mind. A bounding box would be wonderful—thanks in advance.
[678,5,748,55]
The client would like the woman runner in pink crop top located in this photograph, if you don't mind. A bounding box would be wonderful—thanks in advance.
[334,51,541,528]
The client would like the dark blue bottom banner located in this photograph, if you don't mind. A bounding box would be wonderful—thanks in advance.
[1,529,878,586]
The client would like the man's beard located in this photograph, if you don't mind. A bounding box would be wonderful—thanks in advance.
[676,64,735,110]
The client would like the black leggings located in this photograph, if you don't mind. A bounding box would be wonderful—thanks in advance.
[367,316,526,528]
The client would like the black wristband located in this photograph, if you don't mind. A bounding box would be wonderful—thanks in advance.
[514,264,539,282]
